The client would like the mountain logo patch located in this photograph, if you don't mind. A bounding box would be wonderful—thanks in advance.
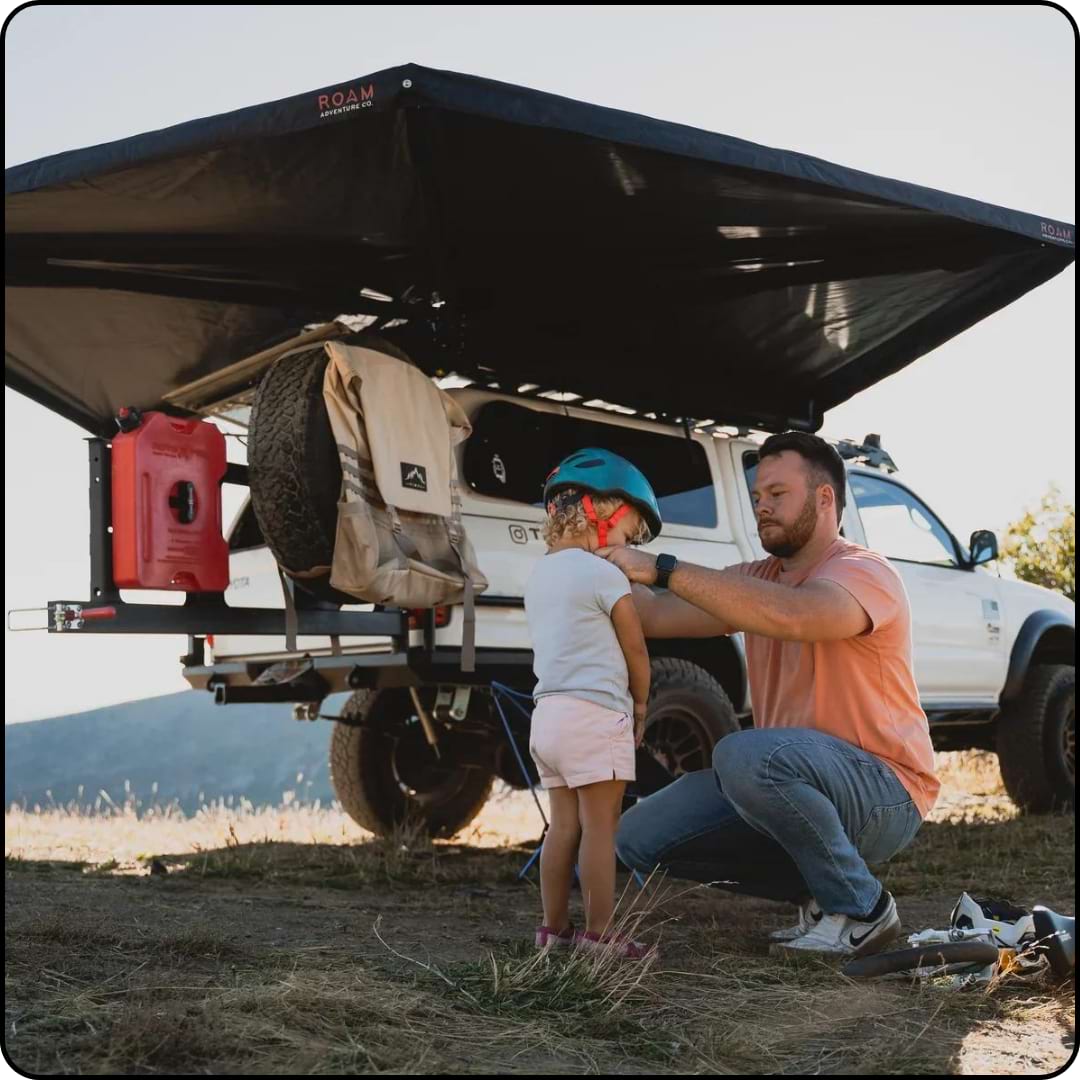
[401,462,428,492]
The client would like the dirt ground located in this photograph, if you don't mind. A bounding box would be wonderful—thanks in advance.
[4,752,1076,1075]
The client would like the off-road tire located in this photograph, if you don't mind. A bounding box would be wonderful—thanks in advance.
[639,657,740,792]
[330,689,495,838]
[997,664,1075,813]
[247,333,411,603]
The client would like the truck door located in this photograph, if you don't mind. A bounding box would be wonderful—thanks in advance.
[848,471,1006,706]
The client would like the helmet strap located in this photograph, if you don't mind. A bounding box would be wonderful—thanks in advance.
[581,495,630,547]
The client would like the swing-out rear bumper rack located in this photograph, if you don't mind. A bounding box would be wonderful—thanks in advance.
[30,438,534,704]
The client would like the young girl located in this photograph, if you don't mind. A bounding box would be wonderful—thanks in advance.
[524,448,662,959]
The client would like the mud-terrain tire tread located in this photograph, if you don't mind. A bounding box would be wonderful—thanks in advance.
[330,690,495,838]
[997,663,1075,813]
[641,657,740,783]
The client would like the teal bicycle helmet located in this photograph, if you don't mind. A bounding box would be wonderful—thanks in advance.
[543,448,662,543]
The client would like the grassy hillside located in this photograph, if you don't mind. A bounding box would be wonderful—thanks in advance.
[5,691,343,813]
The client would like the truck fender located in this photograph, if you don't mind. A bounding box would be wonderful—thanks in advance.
[1001,611,1075,703]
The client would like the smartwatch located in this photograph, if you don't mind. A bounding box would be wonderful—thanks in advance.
[654,553,678,589]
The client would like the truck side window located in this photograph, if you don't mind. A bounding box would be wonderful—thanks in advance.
[464,401,717,528]
[850,474,960,566]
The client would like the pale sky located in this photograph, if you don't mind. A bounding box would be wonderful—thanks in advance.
[3,5,1075,724]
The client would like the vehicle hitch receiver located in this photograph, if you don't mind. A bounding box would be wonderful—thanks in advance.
[50,603,118,632]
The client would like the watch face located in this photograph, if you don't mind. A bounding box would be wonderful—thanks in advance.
[656,554,677,572]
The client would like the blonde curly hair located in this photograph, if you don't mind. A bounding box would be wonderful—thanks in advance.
[542,487,651,547]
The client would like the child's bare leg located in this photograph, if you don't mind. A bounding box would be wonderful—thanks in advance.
[577,779,627,936]
[540,786,580,931]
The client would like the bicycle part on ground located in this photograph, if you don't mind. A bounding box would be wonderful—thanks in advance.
[949,892,1035,948]
[847,898,1073,984]
[842,940,1000,979]
[1033,906,1076,980]
[907,926,1000,947]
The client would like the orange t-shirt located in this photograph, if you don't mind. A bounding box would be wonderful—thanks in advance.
[740,538,939,817]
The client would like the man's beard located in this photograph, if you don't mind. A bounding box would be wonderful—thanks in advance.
[759,493,818,558]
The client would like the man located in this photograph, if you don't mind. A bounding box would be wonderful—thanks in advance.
[598,431,938,957]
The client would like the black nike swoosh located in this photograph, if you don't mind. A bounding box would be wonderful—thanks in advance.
[849,925,879,948]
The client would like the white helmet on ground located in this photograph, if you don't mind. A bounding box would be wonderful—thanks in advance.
[949,893,1035,948]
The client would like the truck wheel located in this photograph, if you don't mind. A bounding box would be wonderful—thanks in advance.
[997,664,1075,813]
[637,657,740,795]
[247,333,412,603]
[330,689,495,838]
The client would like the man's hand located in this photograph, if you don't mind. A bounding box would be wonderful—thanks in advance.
[633,702,648,747]
[596,545,657,585]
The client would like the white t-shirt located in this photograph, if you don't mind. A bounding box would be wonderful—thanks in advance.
[524,547,633,716]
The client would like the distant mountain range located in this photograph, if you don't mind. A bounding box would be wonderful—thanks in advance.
[5,691,344,815]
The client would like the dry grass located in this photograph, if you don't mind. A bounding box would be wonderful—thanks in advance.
[4,780,543,872]
[929,749,1017,824]
[3,749,1020,871]
[10,894,1070,1076]
[5,750,1074,1075]
[877,751,1073,905]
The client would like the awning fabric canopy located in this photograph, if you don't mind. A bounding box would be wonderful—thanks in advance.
[6,63,1074,435]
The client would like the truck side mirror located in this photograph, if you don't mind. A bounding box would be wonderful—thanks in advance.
[969,529,999,566]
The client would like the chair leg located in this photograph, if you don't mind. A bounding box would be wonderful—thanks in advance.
[518,842,545,881]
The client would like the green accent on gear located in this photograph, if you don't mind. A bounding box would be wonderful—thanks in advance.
[543,447,662,539]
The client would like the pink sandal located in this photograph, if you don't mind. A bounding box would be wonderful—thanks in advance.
[574,929,657,961]
[535,923,576,950]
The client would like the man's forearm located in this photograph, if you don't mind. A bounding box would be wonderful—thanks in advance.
[630,582,735,639]
[604,547,868,642]
[667,561,805,640]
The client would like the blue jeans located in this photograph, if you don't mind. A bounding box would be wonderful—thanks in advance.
[616,728,923,916]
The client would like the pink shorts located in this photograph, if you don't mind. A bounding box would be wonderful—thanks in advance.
[529,694,636,789]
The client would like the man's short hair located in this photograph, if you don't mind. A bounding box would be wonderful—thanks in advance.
[758,431,846,525]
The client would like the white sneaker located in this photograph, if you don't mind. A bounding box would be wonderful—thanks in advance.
[771,893,901,958]
[769,899,824,942]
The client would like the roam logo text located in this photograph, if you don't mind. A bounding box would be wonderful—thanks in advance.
[1040,221,1074,246]
[318,84,375,119]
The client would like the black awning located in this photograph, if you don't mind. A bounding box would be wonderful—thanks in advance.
[6,63,1074,435]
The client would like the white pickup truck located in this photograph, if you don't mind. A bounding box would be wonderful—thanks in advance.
[201,384,1075,837]
[7,63,1074,840]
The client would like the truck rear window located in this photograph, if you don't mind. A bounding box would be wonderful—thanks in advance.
[463,401,717,528]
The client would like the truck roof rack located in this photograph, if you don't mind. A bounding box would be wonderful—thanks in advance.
[836,434,898,473]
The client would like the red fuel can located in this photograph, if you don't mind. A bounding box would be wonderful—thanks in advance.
[111,412,229,592]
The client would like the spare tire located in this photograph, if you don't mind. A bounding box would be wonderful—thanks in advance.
[247,333,412,603]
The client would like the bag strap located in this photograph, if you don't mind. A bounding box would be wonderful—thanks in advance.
[460,576,477,673]
[387,498,478,671]
[386,504,423,563]
[446,482,477,673]
[279,566,340,655]
[277,565,299,654]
